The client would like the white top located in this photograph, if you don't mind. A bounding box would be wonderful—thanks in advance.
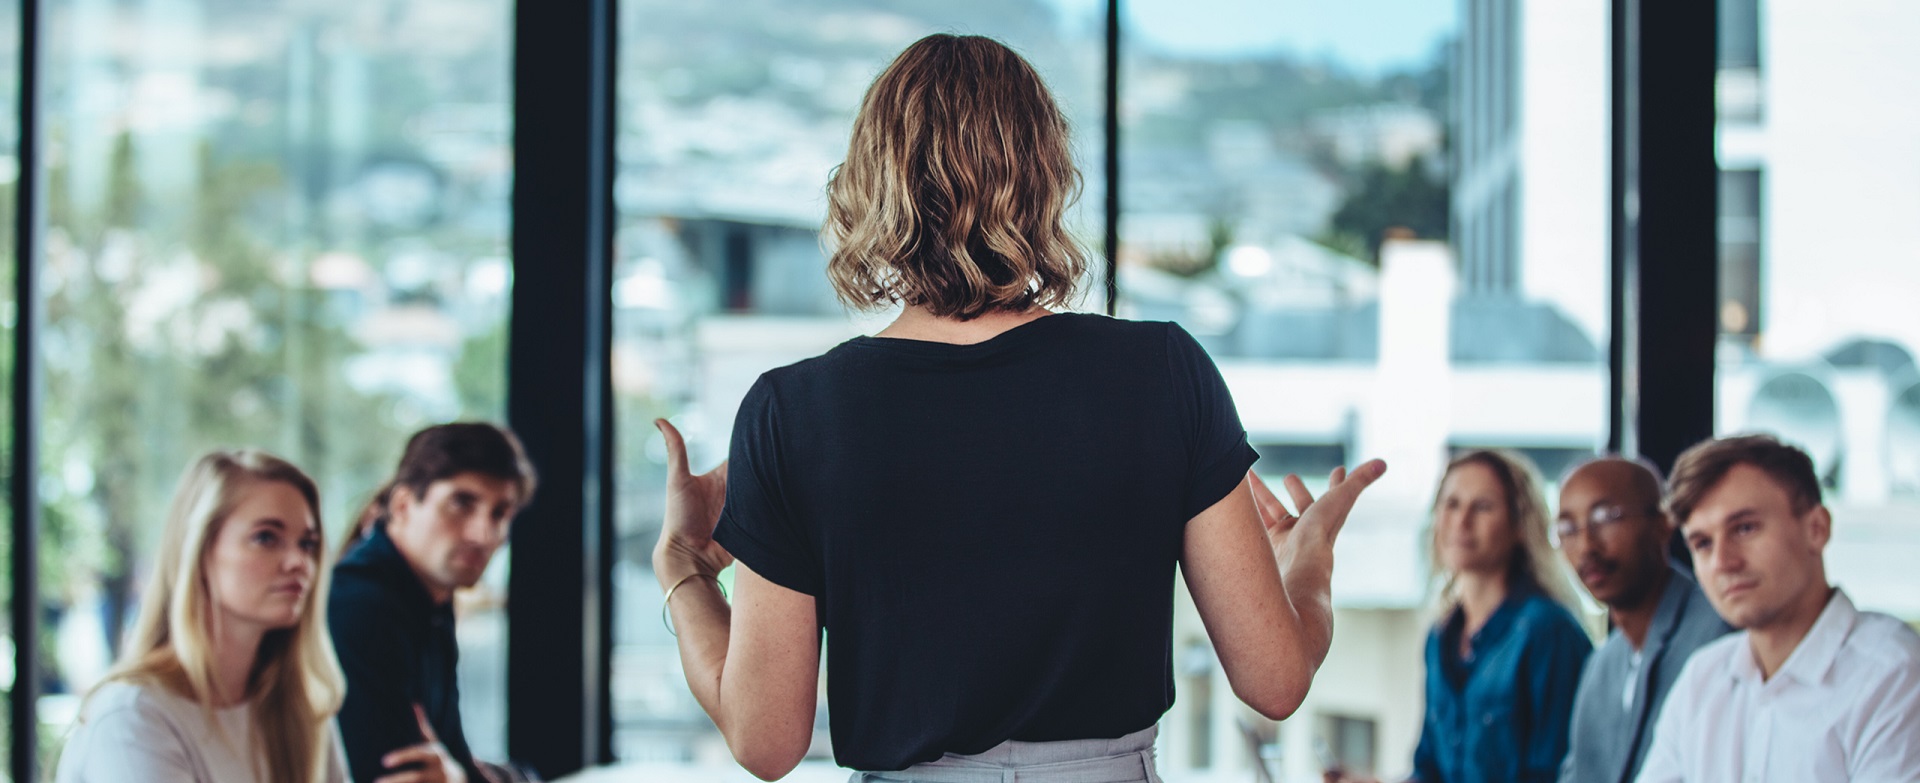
[1635,589,1920,783]
[1623,649,1644,710]
[54,681,348,783]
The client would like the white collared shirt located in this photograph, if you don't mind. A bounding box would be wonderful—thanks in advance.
[1635,589,1920,783]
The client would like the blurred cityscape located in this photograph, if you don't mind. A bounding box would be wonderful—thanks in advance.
[8,0,517,766]
[0,0,1911,781]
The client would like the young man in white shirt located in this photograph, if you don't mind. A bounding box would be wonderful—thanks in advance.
[1636,434,1920,783]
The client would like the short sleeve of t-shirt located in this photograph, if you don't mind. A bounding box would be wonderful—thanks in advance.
[713,376,824,596]
[1165,323,1259,520]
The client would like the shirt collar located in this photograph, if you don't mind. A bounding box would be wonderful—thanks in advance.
[1730,587,1855,686]
[344,525,445,616]
[1449,587,1534,654]
[1771,588,1855,686]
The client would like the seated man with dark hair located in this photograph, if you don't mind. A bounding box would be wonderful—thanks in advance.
[331,422,539,783]
[1636,434,1920,782]
[1555,457,1729,783]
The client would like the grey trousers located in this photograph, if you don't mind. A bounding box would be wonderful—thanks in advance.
[849,726,1162,783]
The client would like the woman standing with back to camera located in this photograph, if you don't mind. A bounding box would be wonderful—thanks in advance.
[652,34,1386,782]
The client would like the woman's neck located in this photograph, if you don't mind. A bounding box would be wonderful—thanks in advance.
[209,619,266,708]
[875,305,1053,345]
[1454,570,1510,635]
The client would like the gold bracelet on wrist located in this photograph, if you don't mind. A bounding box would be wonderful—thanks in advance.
[661,572,727,637]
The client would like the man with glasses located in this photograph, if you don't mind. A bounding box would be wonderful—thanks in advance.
[1555,457,1730,783]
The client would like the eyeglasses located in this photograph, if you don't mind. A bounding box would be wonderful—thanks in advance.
[1552,504,1656,546]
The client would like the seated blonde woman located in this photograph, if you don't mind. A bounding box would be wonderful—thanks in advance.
[1332,450,1592,783]
[56,450,351,783]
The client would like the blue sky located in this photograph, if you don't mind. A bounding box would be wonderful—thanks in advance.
[1047,0,1457,73]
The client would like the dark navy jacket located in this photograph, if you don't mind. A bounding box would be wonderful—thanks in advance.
[1413,588,1593,783]
[330,526,483,783]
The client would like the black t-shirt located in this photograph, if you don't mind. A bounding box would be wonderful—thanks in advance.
[330,526,484,783]
[711,312,1257,771]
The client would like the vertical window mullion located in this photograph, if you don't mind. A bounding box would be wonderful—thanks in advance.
[1103,0,1120,315]
[11,0,45,777]
[505,0,618,773]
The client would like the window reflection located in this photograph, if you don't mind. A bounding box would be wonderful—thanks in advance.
[1120,0,1607,779]
[1713,0,1920,623]
[34,0,513,762]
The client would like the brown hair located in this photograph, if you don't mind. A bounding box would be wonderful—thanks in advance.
[343,422,537,555]
[1429,449,1582,613]
[824,34,1088,320]
[1665,433,1823,524]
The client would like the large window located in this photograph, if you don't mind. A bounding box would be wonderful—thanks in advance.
[9,0,1908,779]
[604,0,1611,779]
[609,0,1103,768]
[1119,0,1609,779]
[1712,0,1920,623]
[31,0,513,762]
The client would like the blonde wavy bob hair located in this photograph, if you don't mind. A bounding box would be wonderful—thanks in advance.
[825,34,1088,320]
[83,450,346,782]
[1427,449,1583,615]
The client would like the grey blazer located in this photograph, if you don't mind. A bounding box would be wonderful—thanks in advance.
[1559,565,1733,783]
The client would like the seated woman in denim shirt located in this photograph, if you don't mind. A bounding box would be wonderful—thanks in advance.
[1333,450,1593,783]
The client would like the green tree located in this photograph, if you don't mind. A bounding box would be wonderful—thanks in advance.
[454,320,507,416]
[37,131,413,685]
[1321,153,1450,266]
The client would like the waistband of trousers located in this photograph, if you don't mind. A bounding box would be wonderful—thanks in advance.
[852,725,1158,783]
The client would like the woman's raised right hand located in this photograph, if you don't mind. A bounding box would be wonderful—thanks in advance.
[1248,459,1387,563]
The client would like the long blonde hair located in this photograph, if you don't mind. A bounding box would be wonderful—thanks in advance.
[1428,449,1582,615]
[86,450,346,782]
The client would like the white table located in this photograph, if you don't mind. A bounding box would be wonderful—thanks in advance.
[556,761,850,782]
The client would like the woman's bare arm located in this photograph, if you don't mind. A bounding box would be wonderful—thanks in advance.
[653,419,820,781]
[1181,462,1385,718]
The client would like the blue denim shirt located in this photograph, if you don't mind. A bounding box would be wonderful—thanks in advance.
[1413,589,1593,783]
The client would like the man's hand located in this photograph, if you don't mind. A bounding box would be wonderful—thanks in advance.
[652,418,734,588]
[374,705,468,783]
[475,760,533,783]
